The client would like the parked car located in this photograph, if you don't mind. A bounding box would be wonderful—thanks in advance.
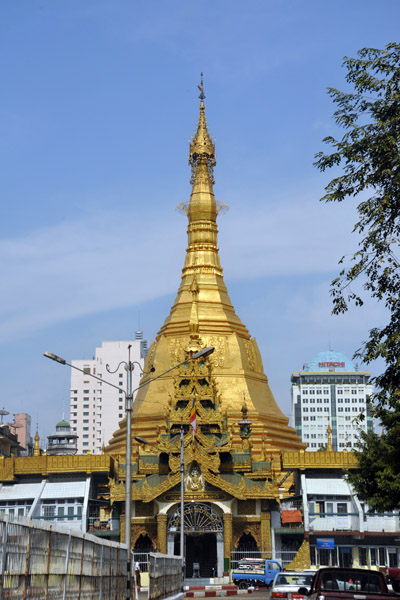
[385,567,400,593]
[298,567,399,600]
[271,571,315,599]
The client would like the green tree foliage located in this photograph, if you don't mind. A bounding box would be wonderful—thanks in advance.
[315,43,400,510]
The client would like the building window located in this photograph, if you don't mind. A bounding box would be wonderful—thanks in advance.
[337,502,347,514]
[83,435,89,439]
[42,505,55,518]
[83,427,89,431]
[83,420,89,423]
[83,412,89,416]
[337,389,343,394]
[310,416,316,421]
[83,442,89,447]
[303,417,309,421]
[303,408,308,412]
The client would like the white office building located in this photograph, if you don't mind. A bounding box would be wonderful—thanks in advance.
[70,332,148,454]
[291,350,374,451]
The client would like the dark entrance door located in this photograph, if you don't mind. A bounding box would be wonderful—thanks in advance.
[185,533,216,578]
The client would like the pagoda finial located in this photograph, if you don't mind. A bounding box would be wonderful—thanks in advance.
[198,72,205,101]
[189,73,216,184]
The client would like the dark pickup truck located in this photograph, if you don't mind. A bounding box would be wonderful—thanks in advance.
[385,567,400,593]
[298,567,399,600]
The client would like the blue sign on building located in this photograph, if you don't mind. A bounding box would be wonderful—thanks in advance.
[317,538,335,549]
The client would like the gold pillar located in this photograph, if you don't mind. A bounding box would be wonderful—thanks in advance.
[223,513,233,573]
[157,513,168,554]
[120,514,126,544]
[260,511,272,558]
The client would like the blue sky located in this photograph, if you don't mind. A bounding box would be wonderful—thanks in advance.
[1,0,397,441]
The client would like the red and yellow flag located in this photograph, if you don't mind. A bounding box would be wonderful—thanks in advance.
[190,396,197,436]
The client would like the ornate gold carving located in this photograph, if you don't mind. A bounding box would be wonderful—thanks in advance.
[0,454,114,481]
[233,521,261,551]
[131,521,158,552]
[169,338,187,365]
[203,336,226,368]
[223,513,233,559]
[157,513,168,554]
[185,464,204,491]
[285,539,310,571]
[282,450,358,470]
[260,512,272,557]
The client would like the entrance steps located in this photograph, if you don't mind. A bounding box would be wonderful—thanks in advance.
[184,584,252,598]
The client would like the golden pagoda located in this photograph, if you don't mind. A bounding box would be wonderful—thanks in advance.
[106,76,307,576]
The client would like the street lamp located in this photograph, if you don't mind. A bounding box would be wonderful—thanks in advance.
[44,345,214,599]
[135,433,227,584]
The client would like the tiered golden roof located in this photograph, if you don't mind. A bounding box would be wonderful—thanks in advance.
[106,77,305,462]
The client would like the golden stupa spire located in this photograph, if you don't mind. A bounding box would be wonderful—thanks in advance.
[105,78,305,457]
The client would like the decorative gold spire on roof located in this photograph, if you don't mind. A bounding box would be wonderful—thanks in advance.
[33,430,40,457]
[326,424,333,451]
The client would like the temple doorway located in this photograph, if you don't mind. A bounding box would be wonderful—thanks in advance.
[185,533,216,578]
[167,502,224,578]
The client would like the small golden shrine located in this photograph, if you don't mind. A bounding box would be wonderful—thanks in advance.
[105,77,308,577]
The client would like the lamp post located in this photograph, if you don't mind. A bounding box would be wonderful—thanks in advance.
[135,432,227,585]
[44,345,215,599]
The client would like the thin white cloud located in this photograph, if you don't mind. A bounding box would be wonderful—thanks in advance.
[0,186,363,343]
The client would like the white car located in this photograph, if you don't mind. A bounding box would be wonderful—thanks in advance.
[271,571,315,599]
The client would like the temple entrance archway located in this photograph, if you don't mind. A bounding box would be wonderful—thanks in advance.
[167,502,224,578]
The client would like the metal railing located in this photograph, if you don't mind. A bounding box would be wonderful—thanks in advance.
[148,553,183,600]
[0,514,128,599]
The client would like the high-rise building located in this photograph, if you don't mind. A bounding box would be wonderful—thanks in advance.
[8,413,32,455]
[70,332,147,454]
[291,350,374,451]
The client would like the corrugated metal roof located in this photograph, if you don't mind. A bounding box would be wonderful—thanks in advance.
[41,481,86,499]
[306,477,351,495]
[0,483,43,500]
